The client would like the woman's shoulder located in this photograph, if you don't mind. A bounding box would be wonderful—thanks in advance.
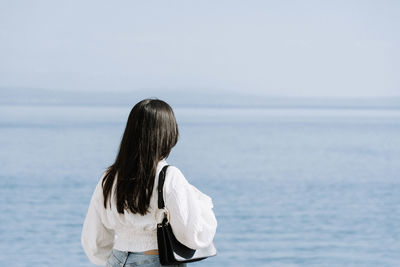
[91,171,110,204]
[163,164,213,208]
[164,165,190,189]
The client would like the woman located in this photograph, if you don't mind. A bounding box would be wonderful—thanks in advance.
[81,99,217,267]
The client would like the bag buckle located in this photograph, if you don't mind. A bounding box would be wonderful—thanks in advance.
[155,207,170,223]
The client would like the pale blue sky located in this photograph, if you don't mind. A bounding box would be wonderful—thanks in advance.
[0,0,399,97]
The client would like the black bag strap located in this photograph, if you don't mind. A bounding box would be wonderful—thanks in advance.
[158,165,170,209]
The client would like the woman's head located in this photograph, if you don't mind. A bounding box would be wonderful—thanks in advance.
[120,98,179,164]
[102,98,179,215]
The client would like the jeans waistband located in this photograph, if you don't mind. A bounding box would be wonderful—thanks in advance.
[111,248,159,265]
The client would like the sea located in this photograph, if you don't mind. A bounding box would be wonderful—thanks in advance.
[0,102,399,266]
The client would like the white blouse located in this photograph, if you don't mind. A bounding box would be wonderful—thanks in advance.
[81,159,217,266]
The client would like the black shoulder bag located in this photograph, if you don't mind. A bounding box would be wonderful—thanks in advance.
[156,165,217,265]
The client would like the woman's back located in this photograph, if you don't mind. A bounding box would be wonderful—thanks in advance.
[82,160,217,266]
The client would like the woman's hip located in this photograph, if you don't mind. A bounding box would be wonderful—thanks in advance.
[106,249,186,267]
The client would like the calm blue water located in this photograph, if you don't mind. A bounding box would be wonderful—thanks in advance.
[0,104,399,266]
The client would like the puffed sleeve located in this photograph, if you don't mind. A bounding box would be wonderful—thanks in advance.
[163,166,217,250]
[81,179,115,266]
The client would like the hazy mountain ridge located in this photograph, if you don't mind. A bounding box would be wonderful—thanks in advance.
[1,87,399,109]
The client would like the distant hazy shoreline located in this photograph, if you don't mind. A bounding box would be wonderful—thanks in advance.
[1,87,399,110]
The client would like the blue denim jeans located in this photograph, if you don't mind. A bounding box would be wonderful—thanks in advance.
[106,249,187,267]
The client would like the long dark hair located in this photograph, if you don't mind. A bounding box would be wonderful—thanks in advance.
[102,99,179,215]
